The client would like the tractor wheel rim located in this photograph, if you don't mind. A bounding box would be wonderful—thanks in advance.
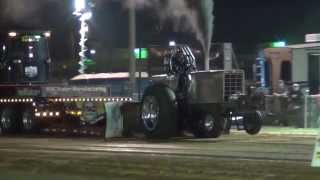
[141,96,160,132]
[204,114,214,132]
[1,116,11,129]
[23,114,32,130]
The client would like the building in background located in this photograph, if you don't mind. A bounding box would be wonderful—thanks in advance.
[255,37,320,94]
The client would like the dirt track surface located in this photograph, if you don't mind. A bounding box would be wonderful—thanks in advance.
[0,133,319,179]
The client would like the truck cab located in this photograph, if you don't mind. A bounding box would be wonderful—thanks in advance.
[0,31,51,84]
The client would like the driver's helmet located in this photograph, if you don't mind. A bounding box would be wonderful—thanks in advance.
[176,48,183,54]
[176,49,183,57]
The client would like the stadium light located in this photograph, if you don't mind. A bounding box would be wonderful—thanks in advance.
[90,49,96,55]
[169,41,176,47]
[8,32,17,37]
[44,31,51,38]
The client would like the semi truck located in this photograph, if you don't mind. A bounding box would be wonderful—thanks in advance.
[0,31,134,137]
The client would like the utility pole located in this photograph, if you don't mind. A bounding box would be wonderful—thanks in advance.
[128,0,137,98]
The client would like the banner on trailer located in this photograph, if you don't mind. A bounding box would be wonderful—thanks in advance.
[43,86,111,97]
[105,102,123,138]
[312,131,320,167]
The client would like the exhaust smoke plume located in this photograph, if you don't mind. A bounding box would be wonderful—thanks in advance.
[1,0,61,26]
[198,0,214,70]
[123,0,214,70]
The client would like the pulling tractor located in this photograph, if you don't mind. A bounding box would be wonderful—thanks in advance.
[139,45,263,138]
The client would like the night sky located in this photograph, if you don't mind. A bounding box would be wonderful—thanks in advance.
[0,0,319,58]
[214,0,317,52]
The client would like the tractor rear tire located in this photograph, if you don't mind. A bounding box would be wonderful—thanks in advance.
[244,111,263,135]
[140,84,178,139]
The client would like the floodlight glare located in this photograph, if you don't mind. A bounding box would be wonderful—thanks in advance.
[90,49,96,55]
[74,0,86,12]
[44,32,51,38]
[169,41,176,47]
[8,32,17,37]
[81,12,92,20]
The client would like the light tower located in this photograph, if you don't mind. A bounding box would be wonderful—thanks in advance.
[74,0,93,74]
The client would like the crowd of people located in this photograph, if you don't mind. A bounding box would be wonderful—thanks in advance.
[265,80,305,127]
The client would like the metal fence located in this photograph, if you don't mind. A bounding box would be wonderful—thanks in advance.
[262,93,320,128]
[304,95,320,128]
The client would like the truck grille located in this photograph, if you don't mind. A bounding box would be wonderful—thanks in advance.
[224,71,244,101]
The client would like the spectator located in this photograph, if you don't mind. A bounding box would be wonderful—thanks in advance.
[271,80,289,126]
[289,83,303,107]
[273,80,288,96]
[288,83,304,128]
